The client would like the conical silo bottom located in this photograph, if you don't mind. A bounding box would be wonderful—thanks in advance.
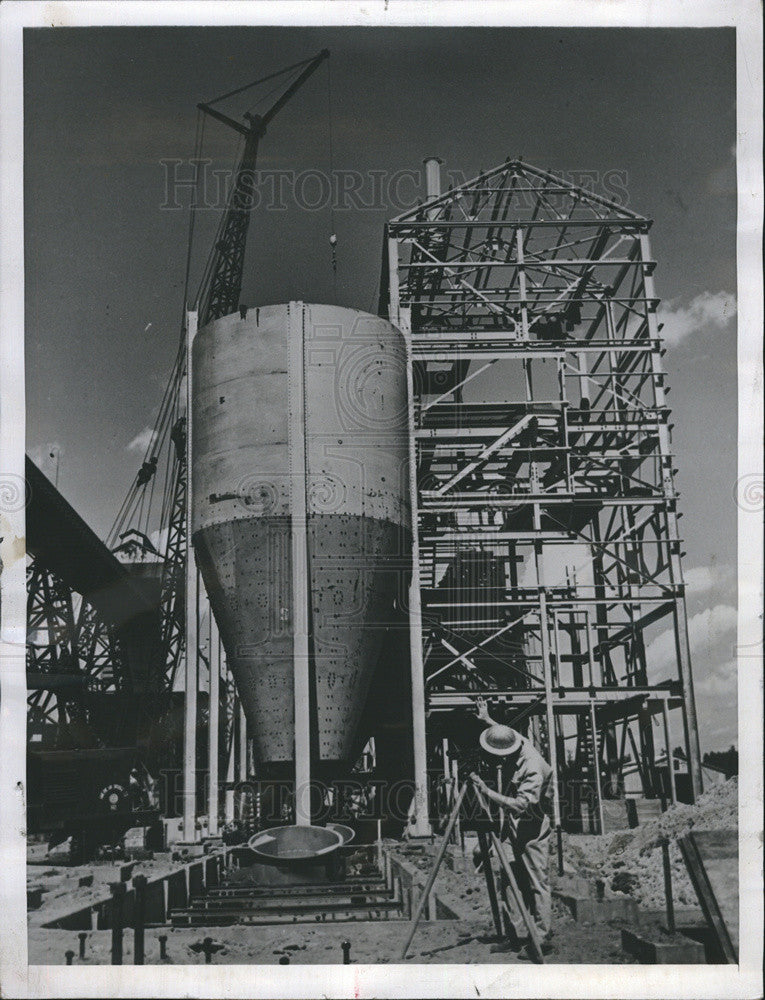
[194,511,406,779]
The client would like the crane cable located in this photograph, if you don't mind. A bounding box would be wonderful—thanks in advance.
[106,106,203,551]
[182,108,206,322]
[205,55,316,108]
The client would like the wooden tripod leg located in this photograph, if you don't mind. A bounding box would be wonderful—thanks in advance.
[489,830,544,964]
[477,831,503,940]
[399,782,468,960]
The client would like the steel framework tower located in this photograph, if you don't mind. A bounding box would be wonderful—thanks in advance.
[381,158,702,837]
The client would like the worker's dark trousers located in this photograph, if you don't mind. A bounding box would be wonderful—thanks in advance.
[498,814,551,940]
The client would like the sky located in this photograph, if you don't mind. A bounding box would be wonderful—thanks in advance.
[23,26,738,752]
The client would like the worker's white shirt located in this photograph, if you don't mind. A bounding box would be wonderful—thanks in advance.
[499,735,553,823]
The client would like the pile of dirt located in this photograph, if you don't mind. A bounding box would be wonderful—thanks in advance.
[564,779,737,909]
[626,778,737,852]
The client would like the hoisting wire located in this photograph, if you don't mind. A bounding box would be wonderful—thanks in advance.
[158,372,181,534]
[106,338,185,549]
[107,102,207,551]
[205,56,316,107]
[182,107,206,326]
[245,66,309,116]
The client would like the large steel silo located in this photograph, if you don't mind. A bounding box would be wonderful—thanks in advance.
[192,302,410,780]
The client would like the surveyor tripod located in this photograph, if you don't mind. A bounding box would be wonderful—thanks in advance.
[399,776,545,963]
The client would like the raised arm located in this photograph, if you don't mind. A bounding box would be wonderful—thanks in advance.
[474,696,500,728]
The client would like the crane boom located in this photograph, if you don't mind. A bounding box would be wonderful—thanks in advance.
[198,49,329,325]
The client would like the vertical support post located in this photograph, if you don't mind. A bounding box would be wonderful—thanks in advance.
[109,882,126,965]
[551,609,561,687]
[538,588,562,873]
[640,233,702,800]
[183,308,199,842]
[237,699,247,783]
[441,737,451,833]
[389,231,430,836]
[399,299,430,836]
[224,667,235,824]
[495,763,505,833]
[132,875,146,965]
[661,698,677,805]
[576,351,589,407]
[208,617,220,837]
[451,758,463,854]
[288,301,312,826]
[661,834,676,934]
[407,532,430,834]
[589,700,605,835]
[515,227,529,339]
[532,491,562,871]
[584,609,597,687]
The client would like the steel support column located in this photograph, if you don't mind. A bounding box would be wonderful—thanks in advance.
[288,301,312,825]
[641,234,702,800]
[224,679,236,824]
[207,614,220,836]
[182,309,199,841]
[401,305,430,836]
[238,699,247,783]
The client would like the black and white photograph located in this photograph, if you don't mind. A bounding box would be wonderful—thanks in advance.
[0,2,762,997]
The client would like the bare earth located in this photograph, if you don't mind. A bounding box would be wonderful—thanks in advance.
[28,779,736,965]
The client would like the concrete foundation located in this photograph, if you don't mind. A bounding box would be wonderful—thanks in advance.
[621,927,706,964]
[554,892,640,924]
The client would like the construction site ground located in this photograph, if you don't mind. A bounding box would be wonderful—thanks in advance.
[28,778,736,965]
[28,889,634,966]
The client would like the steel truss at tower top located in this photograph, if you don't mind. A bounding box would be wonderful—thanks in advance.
[382,157,703,836]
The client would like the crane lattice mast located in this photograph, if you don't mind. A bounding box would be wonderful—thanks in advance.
[199,48,329,324]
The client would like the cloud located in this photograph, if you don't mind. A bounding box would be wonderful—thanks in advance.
[126,426,155,454]
[688,603,738,645]
[658,290,736,348]
[695,657,737,698]
[684,563,735,595]
[149,526,169,555]
[646,602,737,674]
[646,602,739,751]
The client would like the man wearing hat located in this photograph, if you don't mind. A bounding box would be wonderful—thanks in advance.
[470,697,553,953]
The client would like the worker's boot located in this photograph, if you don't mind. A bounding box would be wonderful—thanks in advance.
[489,933,527,955]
